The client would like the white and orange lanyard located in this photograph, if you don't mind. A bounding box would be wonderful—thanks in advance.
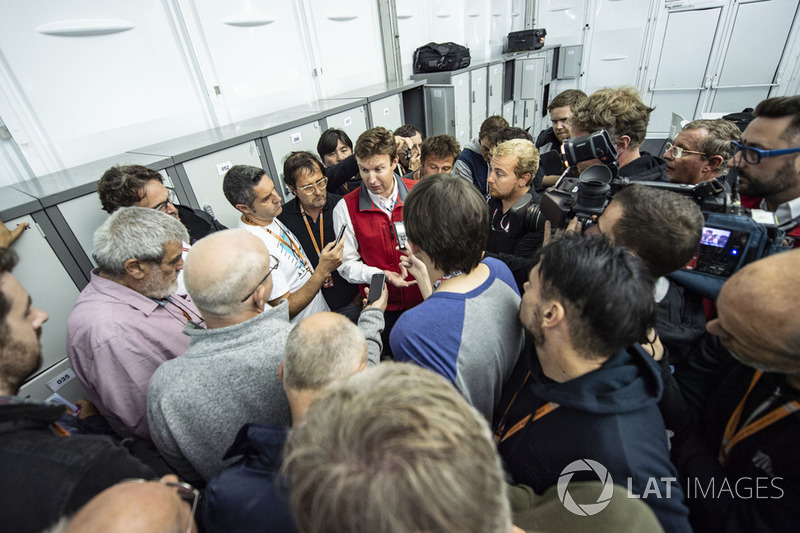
[719,370,800,466]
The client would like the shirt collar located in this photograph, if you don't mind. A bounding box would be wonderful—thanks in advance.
[760,196,800,229]
[367,181,399,212]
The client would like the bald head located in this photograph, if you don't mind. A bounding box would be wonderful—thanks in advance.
[283,312,367,392]
[183,229,271,318]
[65,479,194,533]
[708,250,800,373]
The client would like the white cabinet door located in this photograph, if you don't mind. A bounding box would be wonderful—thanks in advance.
[305,0,386,96]
[323,107,369,142]
[488,63,504,116]
[536,0,587,47]
[709,0,797,113]
[181,141,265,228]
[397,0,430,79]
[266,122,323,201]
[489,0,513,57]
[453,72,472,137]
[582,0,652,94]
[470,67,489,128]
[464,0,491,60]
[645,7,722,136]
[177,0,317,125]
[369,95,403,130]
[0,1,212,175]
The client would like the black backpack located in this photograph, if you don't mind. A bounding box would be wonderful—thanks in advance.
[412,42,471,73]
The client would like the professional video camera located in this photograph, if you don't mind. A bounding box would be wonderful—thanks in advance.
[510,129,790,297]
[506,131,620,234]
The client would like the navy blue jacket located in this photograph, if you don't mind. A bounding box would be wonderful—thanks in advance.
[494,339,691,532]
[199,423,297,533]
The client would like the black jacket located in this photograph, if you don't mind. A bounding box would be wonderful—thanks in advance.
[277,194,359,311]
[0,399,155,533]
[200,424,297,533]
[669,352,800,533]
[176,204,226,244]
[495,339,692,532]
[618,152,670,182]
[485,196,544,291]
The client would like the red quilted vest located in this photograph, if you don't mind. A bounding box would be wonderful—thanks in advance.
[343,179,423,311]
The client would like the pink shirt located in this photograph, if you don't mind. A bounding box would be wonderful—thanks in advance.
[66,270,203,440]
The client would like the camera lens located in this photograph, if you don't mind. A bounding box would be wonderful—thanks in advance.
[575,165,612,215]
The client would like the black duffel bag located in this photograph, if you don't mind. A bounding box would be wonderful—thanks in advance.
[413,42,471,73]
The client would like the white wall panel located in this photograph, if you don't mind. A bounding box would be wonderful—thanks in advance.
[511,0,526,32]
[489,0,512,57]
[397,0,430,80]
[0,0,212,176]
[178,0,317,125]
[428,0,465,46]
[305,0,386,96]
[710,0,798,112]
[464,0,491,60]
[536,0,587,46]
[646,8,721,135]
[582,0,651,94]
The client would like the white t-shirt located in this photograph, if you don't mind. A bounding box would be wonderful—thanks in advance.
[238,218,330,323]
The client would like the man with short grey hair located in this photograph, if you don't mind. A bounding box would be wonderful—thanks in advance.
[148,230,385,485]
[281,363,514,533]
[665,118,741,185]
[199,310,384,533]
[67,207,203,441]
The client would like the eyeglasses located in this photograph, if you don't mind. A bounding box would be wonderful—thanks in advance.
[297,176,328,195]
[241,255,280,302]
[121,478,198,533]
[154,188,177,212]
[665,142,706,159]
[730,140,800,165]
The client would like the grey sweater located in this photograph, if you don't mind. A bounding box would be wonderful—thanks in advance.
[147,302,384,483]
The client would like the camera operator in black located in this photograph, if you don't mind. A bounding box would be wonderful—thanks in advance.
[584,185,706,434]
[569,87,669,182]
[485,139,543,289]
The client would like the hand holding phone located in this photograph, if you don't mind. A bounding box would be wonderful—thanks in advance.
[335,224,347,246]
[366,272,385,304]
[393,221,407,250]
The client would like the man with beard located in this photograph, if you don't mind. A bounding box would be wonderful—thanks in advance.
[730,96,800,247]
[278,151,360,322]
[0,246,156,533]
[493,234,691,532]
[67,207,204,441]
[485,139,543,289]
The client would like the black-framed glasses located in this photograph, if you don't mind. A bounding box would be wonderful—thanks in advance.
[154,188,177,212]
[121,478,198,533]
[665,142,706,159]
[297,176,328,195]
[730,140,800,165]
[241,255,280,302]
